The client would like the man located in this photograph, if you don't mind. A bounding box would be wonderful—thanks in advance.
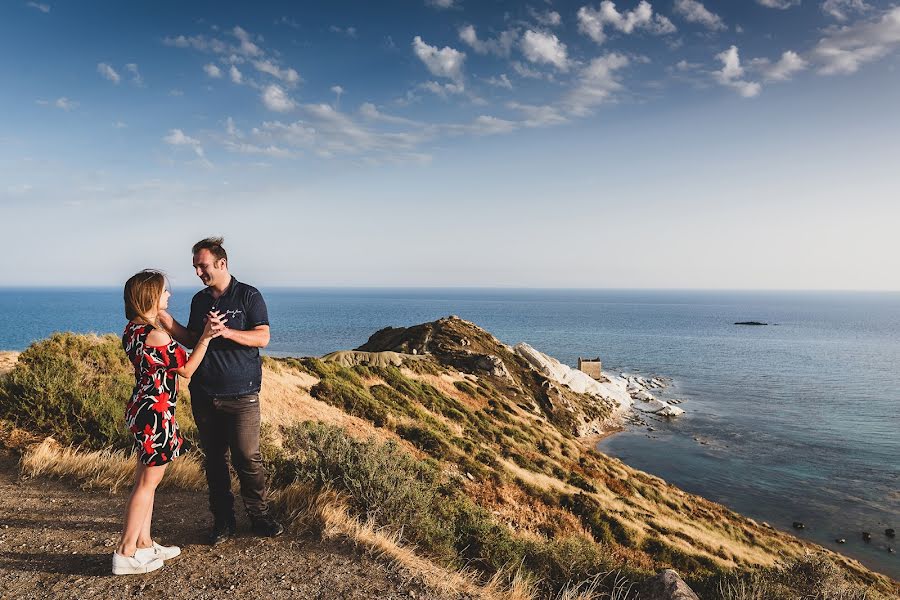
[159,236,283,544]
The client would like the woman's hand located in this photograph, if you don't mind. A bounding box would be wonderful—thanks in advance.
[200,311,227,342]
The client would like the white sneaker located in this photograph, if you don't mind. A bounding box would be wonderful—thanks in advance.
[152,541,181,560]
[112,551,164,575]
[134,542,181,563]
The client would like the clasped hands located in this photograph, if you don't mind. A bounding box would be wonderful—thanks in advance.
[201,310,230,341]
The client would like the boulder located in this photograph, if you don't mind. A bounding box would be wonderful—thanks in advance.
[641,569,700,600]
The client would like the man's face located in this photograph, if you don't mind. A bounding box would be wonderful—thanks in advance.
[193,249,227,287]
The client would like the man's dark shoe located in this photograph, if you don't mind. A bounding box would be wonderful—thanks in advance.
[209,518,236,545]
[250,515,284,538]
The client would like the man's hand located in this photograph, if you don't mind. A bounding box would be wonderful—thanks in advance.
[158,309,174,330]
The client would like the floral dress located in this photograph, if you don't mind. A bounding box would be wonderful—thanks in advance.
[122,321,187,466]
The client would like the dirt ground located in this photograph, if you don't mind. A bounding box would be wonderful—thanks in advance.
[0,457,450,600]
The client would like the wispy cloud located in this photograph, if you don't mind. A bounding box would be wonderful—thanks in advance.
[97,62,121,84]
[26,2,50,13]
[812,6,900,74]
[674,0,726,31]
[204,63,222,78]
[822,0,871,22]
[458,25,517,57]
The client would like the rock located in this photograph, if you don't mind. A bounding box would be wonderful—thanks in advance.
[863,532,872,542]
[886,528,896,538]
[734,321,768,326]
[641,569,700,600]
[836,538,846,544]
[793,522,805,530]
[888,547,895,554]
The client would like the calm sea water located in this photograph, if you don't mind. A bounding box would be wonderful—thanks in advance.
[0,288,897,578]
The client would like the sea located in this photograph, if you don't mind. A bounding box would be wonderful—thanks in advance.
[0,287,897,579]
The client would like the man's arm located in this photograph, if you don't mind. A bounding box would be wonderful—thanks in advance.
[218,324,270,348]
[158,310,200,349]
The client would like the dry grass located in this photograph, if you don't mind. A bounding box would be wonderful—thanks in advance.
[259,363,390,444]
[274,481,554,600]
[20,437,206,493]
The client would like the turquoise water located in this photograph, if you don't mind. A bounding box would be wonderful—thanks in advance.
[0,288,897,578]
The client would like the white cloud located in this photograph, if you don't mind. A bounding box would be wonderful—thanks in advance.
[419,81,466,98]
[358,103,424,127]
[822,0,871,22]
[714,46,761,97]
[125,63,143,86]
[530,8,562,27]
[252,59,301,85]
[507,102,569,127]
[756,0,800,8]
[412,36,466,82]
[163,128,205,157]
[520,30,569,71]
[577,1,676,45]
[566,53,630,115]
[485,73,513,89]
[329,25,358,38]
[97,63,121,84]
[261,84,297,112]
[204,63,222,78]
[813,7,900,75]
[229,65,243,84]
[426,0,456,9]
[55,97,77,111]
[673,0,726,31]
[469,115,518,135]
[232,26,262,57]
[113,120,127,129]
[754,50,808,80]
[26,2,50,13]
[162,34,228,54]
[458,25,517,57]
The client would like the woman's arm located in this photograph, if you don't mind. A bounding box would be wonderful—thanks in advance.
[170,318,222,379]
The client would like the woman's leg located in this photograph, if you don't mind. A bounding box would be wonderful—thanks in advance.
[117,460,167,557]
[136,489,156,549]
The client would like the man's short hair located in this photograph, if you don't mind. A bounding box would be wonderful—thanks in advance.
[192,236,228,263]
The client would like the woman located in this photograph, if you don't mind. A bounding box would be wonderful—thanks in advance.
[114,270,224,575]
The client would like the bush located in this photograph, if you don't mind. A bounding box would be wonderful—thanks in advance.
[702,553,881,600]
[310,378,388,427]
[0,333,197,450]
[278,421,450,547]
[396,423,451,458]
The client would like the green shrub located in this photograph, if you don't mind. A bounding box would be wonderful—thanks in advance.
[279,421,449,544]
[0,333,197,450]
[310,378,388,426]
[453,380,477,396]
[396,423,450,458]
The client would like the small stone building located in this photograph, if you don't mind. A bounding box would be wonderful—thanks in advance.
[577,357,602,380]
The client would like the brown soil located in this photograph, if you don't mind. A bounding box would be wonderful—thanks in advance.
[0,457,456,600]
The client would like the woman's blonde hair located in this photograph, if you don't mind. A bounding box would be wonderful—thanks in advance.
[124,270,166,324]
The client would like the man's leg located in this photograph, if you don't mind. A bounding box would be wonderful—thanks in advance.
[220,394,282,536]
[190,387,236,535]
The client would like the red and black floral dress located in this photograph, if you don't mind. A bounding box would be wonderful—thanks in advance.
[122,321,187,466]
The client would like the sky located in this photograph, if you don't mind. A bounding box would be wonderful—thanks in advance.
[2,0,899,289]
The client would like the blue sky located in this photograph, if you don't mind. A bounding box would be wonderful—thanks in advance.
[2,0,899,289]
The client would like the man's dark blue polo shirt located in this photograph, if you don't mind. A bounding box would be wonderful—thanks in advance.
[187,276,269,396]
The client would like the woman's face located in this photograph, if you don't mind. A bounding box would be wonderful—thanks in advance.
[158,287,171,311]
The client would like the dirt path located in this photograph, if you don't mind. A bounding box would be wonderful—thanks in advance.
[0,458,447,600]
